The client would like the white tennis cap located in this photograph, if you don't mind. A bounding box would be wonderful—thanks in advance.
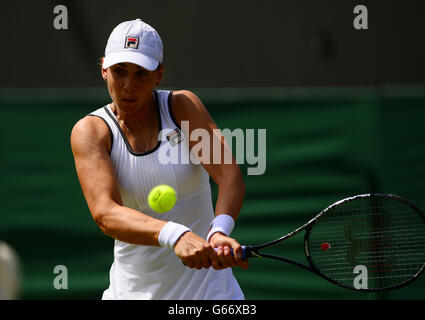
[103,19,163,71]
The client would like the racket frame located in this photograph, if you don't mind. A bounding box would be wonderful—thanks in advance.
[242,193,425,292]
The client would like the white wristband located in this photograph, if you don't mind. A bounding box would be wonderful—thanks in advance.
[158,221,191,249]
[206,214,235,242]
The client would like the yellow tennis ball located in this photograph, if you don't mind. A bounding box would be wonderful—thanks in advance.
[148,185,177,213]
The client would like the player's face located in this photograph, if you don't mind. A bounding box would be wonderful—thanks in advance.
[102,62,163,113]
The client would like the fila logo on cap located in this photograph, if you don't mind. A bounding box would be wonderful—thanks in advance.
[125,37,139,49]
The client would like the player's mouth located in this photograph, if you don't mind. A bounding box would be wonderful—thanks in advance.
[121,98,136,103]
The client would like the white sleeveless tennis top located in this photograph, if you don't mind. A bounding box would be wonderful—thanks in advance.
[89,90,244,300]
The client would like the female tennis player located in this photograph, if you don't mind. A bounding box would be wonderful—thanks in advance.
[70,18,248,300]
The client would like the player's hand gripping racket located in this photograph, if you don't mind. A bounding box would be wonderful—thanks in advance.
[238,193,425,291]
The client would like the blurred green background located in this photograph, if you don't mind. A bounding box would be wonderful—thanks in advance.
[0,85,424,299]
[1,0,425,300]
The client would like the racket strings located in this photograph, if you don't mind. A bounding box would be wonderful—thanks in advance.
[311,246,425,262]
[307,196,425,290]
[311,253,425,266]
[311,227,425,238]
[310,211,421,225]
[314,233,424,244]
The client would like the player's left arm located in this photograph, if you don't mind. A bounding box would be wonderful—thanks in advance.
[171,90,248,269]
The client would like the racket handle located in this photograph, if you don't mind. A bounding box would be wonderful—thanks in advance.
[214,245,248,260]
[183,245,251,266]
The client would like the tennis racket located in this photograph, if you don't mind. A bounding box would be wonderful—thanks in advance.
[238,193,425,291]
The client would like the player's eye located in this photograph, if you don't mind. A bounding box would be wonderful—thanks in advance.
[112,67,125,75]
[136,70,148,77]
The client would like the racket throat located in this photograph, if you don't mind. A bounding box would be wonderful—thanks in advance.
[249,251,263,258]
[242,246,260,260]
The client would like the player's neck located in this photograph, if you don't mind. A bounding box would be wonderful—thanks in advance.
[111,98,155,129]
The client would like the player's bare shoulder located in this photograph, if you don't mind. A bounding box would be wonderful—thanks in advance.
[171,90,210,122]
[70,115,111,155]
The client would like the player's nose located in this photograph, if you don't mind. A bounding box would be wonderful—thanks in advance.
[122,76,136,92]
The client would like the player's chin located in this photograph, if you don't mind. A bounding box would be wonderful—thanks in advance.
[238,260,249,270]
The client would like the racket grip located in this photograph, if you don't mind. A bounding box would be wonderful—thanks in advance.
[214,245,248,260]
[182,245,250,266]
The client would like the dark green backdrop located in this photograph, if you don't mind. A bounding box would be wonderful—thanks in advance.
[1,86,424,299]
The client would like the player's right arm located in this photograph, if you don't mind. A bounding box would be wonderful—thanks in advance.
[70,116,219,269]
[71,116,167,246]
